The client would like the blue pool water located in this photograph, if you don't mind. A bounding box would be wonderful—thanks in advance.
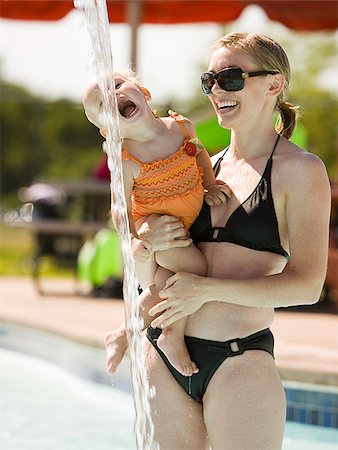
[1,348,135,450]
[1,323,337,449]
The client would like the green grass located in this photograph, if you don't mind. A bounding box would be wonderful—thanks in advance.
[0,224,72,277]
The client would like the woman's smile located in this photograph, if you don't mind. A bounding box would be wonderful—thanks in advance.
[215,99,239,113]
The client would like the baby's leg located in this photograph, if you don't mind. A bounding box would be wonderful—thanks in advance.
[134,217,158,289]
[105,229,158,375]
[154,246,206,376]
[155,242,207,276]
[105,265,199,376]
[157,317,199,376]
[105,283,162,374]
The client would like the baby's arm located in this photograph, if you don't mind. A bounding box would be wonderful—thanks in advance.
[110,159,150,258]
[184,119,231,205]
[197,148,232,205]
[111,159,138,237]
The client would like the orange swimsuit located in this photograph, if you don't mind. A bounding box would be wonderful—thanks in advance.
[122,112,204,230]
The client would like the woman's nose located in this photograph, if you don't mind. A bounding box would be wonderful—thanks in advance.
[211,79,222,95]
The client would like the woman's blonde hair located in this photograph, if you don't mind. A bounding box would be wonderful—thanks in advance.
[213,32,298,139]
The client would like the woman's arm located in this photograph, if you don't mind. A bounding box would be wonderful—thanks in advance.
[150,153,331,328]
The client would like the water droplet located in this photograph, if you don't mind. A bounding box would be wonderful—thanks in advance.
[148,385,156,399]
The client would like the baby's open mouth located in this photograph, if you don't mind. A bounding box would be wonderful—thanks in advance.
[118,98,137,118]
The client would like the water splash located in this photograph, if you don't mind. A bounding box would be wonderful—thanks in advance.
[73,1,155,448]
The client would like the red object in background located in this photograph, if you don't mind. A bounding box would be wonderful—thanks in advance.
[93,155,110,181]
[0,1,337,31]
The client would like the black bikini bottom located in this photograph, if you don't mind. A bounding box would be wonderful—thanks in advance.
[146,326,274,403]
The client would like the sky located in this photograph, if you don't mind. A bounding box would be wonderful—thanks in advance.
[1,4,336,105]
[0,4,290,104]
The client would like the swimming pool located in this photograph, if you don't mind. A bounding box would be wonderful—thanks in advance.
[1,323,337,449]
[1,348,136,450]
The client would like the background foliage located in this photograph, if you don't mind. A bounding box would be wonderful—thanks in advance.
[0,83,102,206]
[1,33,337,211]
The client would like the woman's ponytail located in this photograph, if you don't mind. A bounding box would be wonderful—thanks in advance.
[275,101,299,140]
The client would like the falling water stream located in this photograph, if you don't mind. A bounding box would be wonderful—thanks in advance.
[74,1,155,448]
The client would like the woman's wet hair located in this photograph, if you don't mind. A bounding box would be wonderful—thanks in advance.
[214,32,298,139]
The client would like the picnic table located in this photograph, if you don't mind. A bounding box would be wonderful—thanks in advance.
[10,179,111,294]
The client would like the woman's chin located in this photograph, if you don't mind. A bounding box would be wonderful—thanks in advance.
[217,115,233,130]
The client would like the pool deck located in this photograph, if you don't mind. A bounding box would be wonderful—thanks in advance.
[1,276,337,386]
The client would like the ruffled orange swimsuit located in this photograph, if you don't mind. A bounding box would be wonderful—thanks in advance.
[122,112,204,230]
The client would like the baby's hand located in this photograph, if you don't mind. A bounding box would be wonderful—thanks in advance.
[132,237,152,261]
[204,183,231,206]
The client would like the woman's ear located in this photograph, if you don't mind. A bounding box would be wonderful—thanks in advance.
[267,73,285,98]
[139,86,152,101]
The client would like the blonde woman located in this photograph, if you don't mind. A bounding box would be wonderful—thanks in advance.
[128,33,331,449]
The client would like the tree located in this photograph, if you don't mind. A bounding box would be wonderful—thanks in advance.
[0,81,103,206]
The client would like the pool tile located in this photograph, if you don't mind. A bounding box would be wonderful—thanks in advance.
[284,385,338,429]
[286,407,294,422]
[331,413,338,428]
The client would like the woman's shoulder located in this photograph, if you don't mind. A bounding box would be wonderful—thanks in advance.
[276,138,329,193]
[278,138,326,173]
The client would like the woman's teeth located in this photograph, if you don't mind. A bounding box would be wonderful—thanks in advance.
[218,101,238,110]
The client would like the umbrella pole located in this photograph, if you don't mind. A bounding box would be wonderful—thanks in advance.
[127,0,142,70]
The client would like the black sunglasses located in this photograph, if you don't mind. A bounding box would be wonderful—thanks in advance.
[201,67,278,95]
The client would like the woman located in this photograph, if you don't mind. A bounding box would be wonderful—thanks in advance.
[107,32,331,449]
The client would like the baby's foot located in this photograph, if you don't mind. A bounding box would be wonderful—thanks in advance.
[157,332,199,377]
[105,328,128,374]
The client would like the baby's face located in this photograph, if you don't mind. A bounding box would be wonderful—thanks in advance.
[83,74,151,136]
[83,74,137,127]
[83,80,104,128]
[114,74,145,121]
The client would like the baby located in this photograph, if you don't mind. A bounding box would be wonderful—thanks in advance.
[83,71,230,376]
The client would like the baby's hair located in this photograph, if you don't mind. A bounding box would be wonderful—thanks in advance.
[117,67,140,85]
[214,32,299,139]
[117,69,158,117]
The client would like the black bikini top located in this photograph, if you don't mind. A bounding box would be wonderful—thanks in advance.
[189,135,290,261]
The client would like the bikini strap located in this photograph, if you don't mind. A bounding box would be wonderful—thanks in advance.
[213,146,229,176]
[168,109,191,139]
[270,134,281,158]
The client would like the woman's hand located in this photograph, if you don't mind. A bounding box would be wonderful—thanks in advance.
[149,272,206,328]
[137,214,191,252]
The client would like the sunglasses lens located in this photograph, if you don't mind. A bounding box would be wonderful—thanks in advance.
[217,69,244,92]
[201,68,245,94]
[201,72,214,95]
